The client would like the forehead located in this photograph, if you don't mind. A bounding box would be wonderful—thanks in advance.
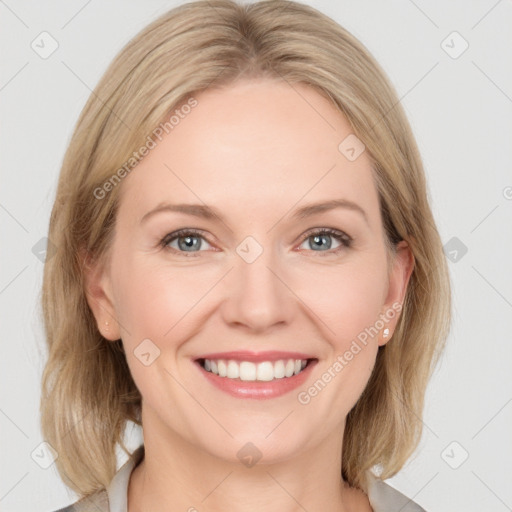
[117,78,379,226]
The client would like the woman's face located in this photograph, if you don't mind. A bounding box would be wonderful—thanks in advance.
[88,78,412,463]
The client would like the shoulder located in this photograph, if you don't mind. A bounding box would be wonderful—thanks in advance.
[366,471,427,511]
[49,444,144,512]
[51,488,109,512]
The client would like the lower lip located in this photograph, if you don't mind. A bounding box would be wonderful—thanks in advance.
[194,360,317,399]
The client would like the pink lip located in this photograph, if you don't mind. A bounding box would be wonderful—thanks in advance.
[194,350,315,363]
[194,358,318,400]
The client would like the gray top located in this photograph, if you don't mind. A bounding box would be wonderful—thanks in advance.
[53,445,426,512]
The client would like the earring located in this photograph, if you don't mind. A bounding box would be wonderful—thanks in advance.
[105,321,109,330]
[383,328,390,338]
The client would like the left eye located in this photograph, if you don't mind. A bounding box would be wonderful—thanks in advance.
[298,229,352,253]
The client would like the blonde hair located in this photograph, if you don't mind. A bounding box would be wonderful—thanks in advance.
[40,0,451,497]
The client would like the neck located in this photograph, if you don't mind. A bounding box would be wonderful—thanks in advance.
[127,404,371,512]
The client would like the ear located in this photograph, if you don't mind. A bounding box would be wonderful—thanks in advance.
[378,240,415,347]
[80,248,121,341]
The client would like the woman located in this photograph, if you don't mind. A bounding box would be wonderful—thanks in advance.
[41,1,451,510]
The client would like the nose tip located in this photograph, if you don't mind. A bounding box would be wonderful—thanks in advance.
[221,245,293,331]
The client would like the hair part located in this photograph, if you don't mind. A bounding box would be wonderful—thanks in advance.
[40,0,451,497]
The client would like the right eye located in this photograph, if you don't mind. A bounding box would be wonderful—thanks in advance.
[160,229,214,256]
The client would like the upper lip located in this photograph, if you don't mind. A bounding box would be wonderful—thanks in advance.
[195,351,316,363]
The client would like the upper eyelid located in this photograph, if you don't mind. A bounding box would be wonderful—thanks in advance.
[302,226,352,241]
[162,229,214,247]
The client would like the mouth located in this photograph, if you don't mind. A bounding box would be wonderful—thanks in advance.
[192,352,318,399]
[196,357,316,382]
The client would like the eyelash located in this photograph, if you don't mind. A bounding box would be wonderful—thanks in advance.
[159,227,353,257]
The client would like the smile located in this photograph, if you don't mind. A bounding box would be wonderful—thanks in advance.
[193,352,318,399]
[200,358,310,381]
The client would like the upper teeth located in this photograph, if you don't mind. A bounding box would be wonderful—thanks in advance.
[203,358,308,381]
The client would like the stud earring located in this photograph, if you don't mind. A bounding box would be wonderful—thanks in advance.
[383,328,390,338]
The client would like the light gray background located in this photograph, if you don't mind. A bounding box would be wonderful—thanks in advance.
[1,1,511,511]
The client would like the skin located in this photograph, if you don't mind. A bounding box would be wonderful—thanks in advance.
[85,77,414,512]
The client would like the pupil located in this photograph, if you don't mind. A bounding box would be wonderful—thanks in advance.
[179,235,200,251]
[312,234,331,250]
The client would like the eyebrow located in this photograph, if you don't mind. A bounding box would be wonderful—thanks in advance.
[140,199,369,225]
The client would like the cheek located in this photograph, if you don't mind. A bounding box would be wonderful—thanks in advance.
[111,253,223,352]
[294,265,386,410]
[336,267,387,343]
[110,256,212,395]
[292,259,388,348]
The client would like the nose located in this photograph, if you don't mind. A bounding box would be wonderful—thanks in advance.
[221,242,294,332]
